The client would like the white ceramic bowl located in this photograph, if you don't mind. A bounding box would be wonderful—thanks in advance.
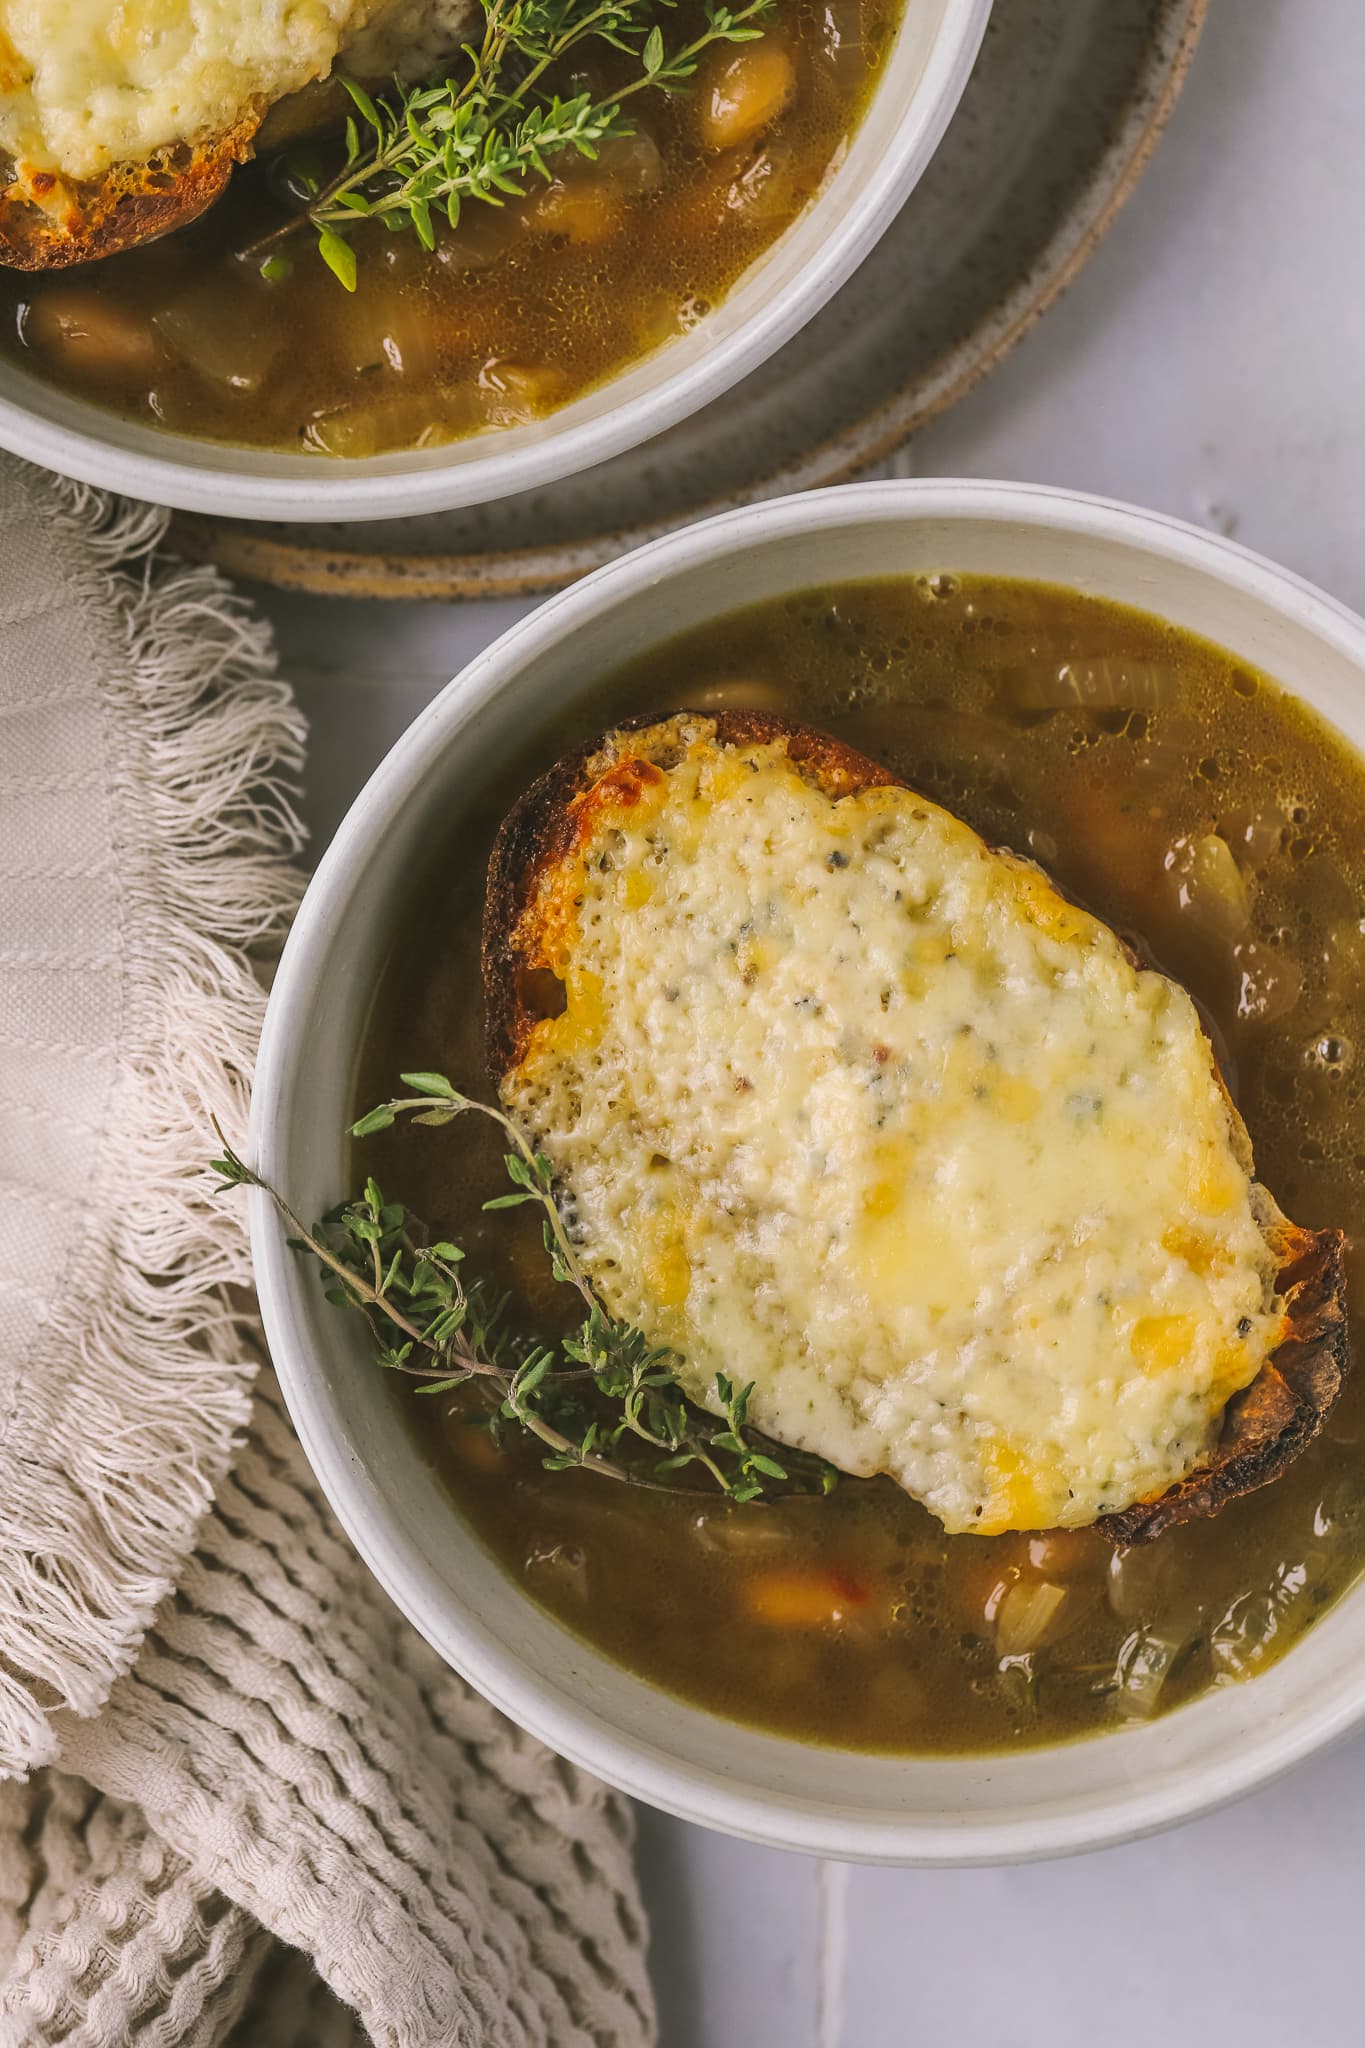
[0,3,989,524]
[252,480,1365,1862]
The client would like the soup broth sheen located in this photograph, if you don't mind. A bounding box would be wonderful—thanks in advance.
[356,574,1365,1753]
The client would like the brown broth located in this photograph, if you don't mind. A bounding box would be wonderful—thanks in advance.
[355,573,1365,1753]
[0,0,889,455]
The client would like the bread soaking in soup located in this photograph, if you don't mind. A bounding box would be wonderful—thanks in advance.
[224,574,1360,1755]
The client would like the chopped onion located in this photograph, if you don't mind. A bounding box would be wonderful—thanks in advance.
[1219,1581,1301,1679]
[1233,939,1302,1025]
[1126,712,1205,788]
[815,0,868,88]
[1321,916,1365,1003]
[1003,658,1183,714]
[1219,801,1286,870]
[305,386,483,457]
[26,289,162,382]
[1163,831,1252,945]
[1105,1541,1175,1622]
[725,142,798,227]
[477,358,568,425]
[1112,1626,1184,1719]
[153,278,285,394]
[993,1579,1068,1659]
[434,209,516,273]
[525,171,623,245]
[594,129,665,197]
[691,1506,797,1556]
[332,283,438,379]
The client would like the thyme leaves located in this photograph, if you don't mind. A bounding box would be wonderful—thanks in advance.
[246,0,775,287]
[213,1075,835,1504]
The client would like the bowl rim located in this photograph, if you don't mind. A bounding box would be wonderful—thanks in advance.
[251,478,1365,1861]
[0,1,990,523]
[183,0,1210,601]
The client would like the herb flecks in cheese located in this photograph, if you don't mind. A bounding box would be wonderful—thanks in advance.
[502,721,1285,1534]
[0,0,370,182]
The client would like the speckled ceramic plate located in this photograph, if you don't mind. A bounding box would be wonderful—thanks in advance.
[171,0,1207,600]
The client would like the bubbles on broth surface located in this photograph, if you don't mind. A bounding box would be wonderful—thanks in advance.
[1308,1032,1354,1073]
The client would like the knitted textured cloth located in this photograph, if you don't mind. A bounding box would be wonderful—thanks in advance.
[0,458,655,2046]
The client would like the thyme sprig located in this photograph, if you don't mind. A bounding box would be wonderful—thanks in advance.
[213,1074,835,1504]
[247,0,775,288]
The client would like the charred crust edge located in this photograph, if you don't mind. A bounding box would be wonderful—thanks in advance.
[1099,1221,1349,1544]
[0,113,260,268]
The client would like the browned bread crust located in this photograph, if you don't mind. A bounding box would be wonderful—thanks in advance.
[483,712,1349,1542]
[0,115,260,269]
[1099,1220,1346,1542]
[0,0,472,269]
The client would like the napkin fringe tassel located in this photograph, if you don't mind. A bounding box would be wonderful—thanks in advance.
[0,477,306,1776]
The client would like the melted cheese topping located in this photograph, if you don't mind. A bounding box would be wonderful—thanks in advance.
[502,722,1285,1534]
[0,0,372,181]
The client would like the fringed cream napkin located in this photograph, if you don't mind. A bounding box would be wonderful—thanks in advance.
[0,457,655,2046]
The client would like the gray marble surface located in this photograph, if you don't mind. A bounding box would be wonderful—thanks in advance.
[250,0,1365,2035]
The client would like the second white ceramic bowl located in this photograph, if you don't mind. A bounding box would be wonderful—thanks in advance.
[252,480,1365,1862]
[0,1,989,522]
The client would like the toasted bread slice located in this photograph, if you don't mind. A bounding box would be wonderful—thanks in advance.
[0,0,474,270]
[0,122,258,270]
[484,713,1348,1541]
